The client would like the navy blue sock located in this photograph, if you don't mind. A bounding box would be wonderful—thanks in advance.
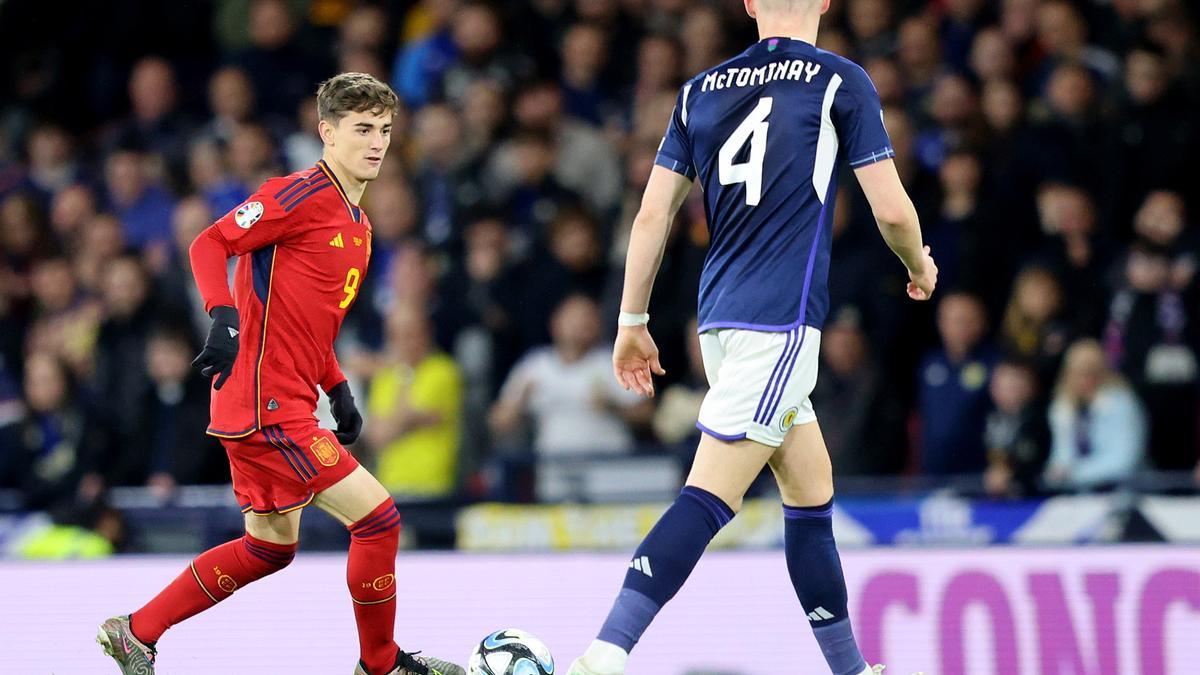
[784,500,866,675]
[597,486,735,651]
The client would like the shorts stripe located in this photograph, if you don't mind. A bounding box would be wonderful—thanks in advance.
[757,327,802,424]
[764,326,808,423]
[262,426,312,481]
[753,328,795,424]
[276,427,316,480]
[278,429,320,478]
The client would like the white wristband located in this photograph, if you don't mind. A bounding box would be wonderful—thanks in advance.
[618,311,650,326]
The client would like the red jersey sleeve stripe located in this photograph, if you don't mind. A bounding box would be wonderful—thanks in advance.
[282,182,332,212]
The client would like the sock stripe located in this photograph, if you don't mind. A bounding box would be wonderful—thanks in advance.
[350,506,397,533]
[242,540,295,566]
[189,561,220,604]
[682,487,734,528]
[783,500,834,520]
[351,591,397,606]
[353,511,401,539]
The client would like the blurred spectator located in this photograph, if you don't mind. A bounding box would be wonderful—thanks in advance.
[1104,242,1198,471]
[105,57,192,174]
[1032,0,1119,86]
[1034,183,1110,336]
[1107,44,1198,232]
[1000,265,1072,384]
[680,5,730,83]
[283,95,325,173]
[652,317,706,453]
[560,23,614,126]
[140,325,227,499]
[512,208,608,349]
[489,294,650,457]
[391,0,462,108]
[1028,62,1105,190]
[161,196,216,335]
[492,81,622,217]
[186,140,247,218]
[104,148,176,250]
[411,104,485,249]
[366,304,464,498]
[848,0,896,61]
[461,79,508,161]
[440,2,533,105]
[234,0,331,118]
[10,501,125,559]
[812,307,906,476]
[486,129,582,249]
[1045,339,1146,490]
[196,66,258,146]
[79,256,158,499]
[25,124,83,205]
[48,184,98,248]
[918,292,997,475]
[983,359,1048,497]
[24,256,101,376]
[19,352,86,508]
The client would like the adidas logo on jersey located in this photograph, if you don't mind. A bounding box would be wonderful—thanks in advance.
[329,233,345,248]
[629,555,653,577]
[806,607,836,622]
[266,398,279,411]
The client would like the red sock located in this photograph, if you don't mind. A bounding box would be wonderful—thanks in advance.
[348,500,402,674]
[130,534,296,643]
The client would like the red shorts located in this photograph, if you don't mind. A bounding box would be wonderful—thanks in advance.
[219,420,359,515]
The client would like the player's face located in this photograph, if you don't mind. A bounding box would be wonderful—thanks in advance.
[325,110,393,182]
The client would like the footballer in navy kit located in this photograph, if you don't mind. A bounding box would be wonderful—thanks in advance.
[569,1,937,674]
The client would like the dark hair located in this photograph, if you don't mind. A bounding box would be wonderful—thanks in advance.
[316,72,399,124]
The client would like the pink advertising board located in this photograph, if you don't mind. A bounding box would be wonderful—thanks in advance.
[3,546,1197,674]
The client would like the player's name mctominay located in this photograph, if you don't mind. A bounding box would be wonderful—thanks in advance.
[701,60,823,92]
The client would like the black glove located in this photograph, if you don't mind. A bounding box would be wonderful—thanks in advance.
[192,305,240,390]
[327,380,363,445]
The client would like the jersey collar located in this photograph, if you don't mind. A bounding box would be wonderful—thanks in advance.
[316,160,362,223]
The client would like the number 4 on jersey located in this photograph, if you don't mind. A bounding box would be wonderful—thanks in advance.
[718,97,773,207]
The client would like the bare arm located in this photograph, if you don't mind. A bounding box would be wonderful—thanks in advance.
[614,166,694,397]
[853,158,937,300]
[619,166,695,314]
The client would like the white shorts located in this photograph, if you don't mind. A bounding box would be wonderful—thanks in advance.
[697,326,822,447]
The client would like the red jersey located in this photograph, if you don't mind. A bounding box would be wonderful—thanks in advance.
[190,160,372,438]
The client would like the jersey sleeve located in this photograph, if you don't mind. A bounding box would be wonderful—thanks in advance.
[653,83,697,179]
[320,348,347,392]
[832,63,895,169]
[210,184,301,256]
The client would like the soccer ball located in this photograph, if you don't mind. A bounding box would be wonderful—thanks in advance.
[468,628,555,675]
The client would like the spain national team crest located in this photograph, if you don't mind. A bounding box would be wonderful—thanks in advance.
[310,436,340,467]
[235,201,264,229]
[780,407,800,433]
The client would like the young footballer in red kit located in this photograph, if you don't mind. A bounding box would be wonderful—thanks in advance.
[96,73,465,675]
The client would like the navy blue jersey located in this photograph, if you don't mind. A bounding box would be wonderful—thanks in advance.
[655,38,894,332]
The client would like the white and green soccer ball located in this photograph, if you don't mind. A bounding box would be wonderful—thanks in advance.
[468,628,555,675]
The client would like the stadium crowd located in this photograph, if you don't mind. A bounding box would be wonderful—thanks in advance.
[1,0,1198,512]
